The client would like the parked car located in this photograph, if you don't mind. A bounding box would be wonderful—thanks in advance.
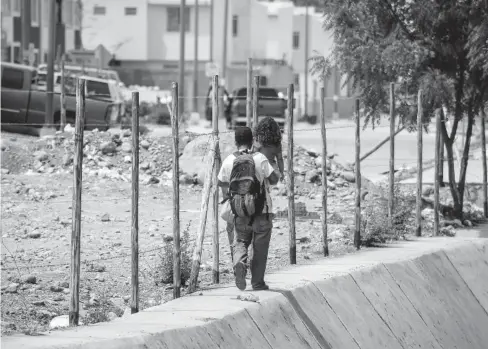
[1,62,114,131]
[79,75,125,124]
[227,87,290,129]
[37,63,124,88]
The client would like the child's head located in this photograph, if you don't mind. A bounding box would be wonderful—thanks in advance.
[234,126,253,148]
[255,117,282,146]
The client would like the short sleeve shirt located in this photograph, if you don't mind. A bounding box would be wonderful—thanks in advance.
[218,151,275,213]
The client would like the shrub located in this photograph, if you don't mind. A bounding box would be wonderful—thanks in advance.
[361,182,416,246]
[154,222,192,286]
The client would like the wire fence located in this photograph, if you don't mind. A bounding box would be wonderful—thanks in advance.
[1,79,487,330]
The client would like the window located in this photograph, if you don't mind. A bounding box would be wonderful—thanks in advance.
[31,0,39,24]
[259,76,268,87]
[125,7,137,15]
[294,73,300,88]
[293,31,299,49]
[2,67,24,90]
[232,15,238,37]
[85,80,111,96]
[167,7,190,32]
[2,0,11,15]
[93,5,106,15]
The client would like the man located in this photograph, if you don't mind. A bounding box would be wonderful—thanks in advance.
[205,80,232,127]
[218,127,279,291]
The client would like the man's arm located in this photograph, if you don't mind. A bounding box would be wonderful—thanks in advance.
[267,171,280,185]
[259,154,280,185]
[218,180,229,198]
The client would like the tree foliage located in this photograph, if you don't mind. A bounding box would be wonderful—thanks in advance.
[311,0,488,218]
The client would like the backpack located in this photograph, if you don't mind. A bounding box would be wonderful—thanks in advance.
[227,150,267,225]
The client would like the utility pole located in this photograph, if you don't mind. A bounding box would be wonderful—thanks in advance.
[178,0,186,115]
[21,0,31,65]
[193,0,199,113]
[45,0,56,130]
[304,5,309,118]
[222,0,229,84]
[209,0,213,62]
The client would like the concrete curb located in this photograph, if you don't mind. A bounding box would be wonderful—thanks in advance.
[3,237,488,349]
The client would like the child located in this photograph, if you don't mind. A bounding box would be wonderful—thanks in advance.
[253,117,285,182]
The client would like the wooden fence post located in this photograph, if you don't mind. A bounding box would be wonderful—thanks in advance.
[69,78,85,326]
[319,86,328,256]
[354,99,361,250]
[252,75,260,128]
[481,109,487,218]
[388,83,395,231]
[131,92,140,313]
[416,89,423,237]
[60,55,66,130]
[246,58,253,128]
[188,80,219,293]
[171,82,181,299]
[212,75,221,284]
[287,84,296,264]
[434,110,441,236]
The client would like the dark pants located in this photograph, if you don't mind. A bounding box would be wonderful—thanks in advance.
[233,214,272,288]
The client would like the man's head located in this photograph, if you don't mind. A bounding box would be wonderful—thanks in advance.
[234,126,253,148]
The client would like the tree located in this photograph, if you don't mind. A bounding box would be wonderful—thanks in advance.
[312,0,488,219]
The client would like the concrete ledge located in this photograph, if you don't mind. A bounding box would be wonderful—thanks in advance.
[3,237,488,349]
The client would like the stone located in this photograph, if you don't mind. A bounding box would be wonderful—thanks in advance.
[140,162,150,171]
[62,154,73,166]
[341,171,356,183]
[34,151,49,162]
[49,315,84,329]
[143,176,160,185]
[50,285,63,293]
[1,168,10,175]
[59,281,69,288]
[5,283,19,293]
[101,213,110,222]
[463,219,473,227]
[23,275,37,284]
[440,225,456,237]
[140,140,150,150]
[124,155,131,163]
[305,169,320,183]
[107,312,118,321]
[163,233,174,242]
[422,187,435,196]
[121,142,132,153]
[100,141,117,155]
[32,300,45,306]
[122,129,131,137]
[28,231,41,239]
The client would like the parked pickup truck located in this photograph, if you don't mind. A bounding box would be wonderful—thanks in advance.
[1,62,114,131]
[228,87,291,128]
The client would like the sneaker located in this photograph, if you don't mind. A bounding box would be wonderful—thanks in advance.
[252,283,269,291]
[234,262,247,291]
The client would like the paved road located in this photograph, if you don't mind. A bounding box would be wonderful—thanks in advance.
[144,118,438,182]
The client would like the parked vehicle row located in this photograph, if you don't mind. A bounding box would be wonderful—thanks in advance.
[1,62,115,131]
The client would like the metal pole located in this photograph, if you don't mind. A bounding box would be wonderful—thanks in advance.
[46,0,56,128]
[193,0,199,113]
[209,0,213,62]
[304,5,309,118]
[178,0,186,115]
[222,0,229,82]
[21,0,31,65]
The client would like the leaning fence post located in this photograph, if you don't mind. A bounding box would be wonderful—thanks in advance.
[69,78,85,326]
[212,74,221,284]
[171,82,181,299]
[416,89,423,237]
[388,83,395,231]
[252,75,260,128]
[434,110,441,236]
[319,86,328,256]
[131,92,140,313]
[354,99,361,250]
[287,84,296,264]
[60,55,66,130]
[246,58,253,127]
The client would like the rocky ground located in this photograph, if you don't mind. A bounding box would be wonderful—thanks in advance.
[1,125,485,336]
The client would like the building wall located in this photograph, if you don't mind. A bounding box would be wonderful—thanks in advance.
[82,0,148,60]
[146,3,211,61]
[1,0,81,64]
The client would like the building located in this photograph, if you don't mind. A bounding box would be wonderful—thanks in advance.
[82,0,213,112]
[1,0,82,64]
